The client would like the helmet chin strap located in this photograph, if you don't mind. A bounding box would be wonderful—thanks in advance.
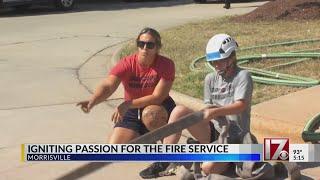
[216,69,226,76]
[217,60,234,77]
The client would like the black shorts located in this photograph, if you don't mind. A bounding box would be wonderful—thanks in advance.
[187,122,219,144]
[114,97,176,135]
[209,121,220,143]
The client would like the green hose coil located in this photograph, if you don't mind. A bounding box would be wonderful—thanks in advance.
[302,113,320,143]
[190,39,320,143]
[190,39,320,87]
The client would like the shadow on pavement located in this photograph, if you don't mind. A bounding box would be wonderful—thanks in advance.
[298,162,320,169]
[301,175,315,180]
[57,162,112,180]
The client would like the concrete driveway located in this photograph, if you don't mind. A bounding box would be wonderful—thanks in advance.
[0,1,268,179]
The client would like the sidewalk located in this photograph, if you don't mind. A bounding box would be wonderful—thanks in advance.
[251,85,320,144]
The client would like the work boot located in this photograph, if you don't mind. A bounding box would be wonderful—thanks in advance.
[186,137,200,144]
[139,162,170,179]
[223,2,230,9]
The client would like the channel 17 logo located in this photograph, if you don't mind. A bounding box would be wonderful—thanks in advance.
[264,138,289,161]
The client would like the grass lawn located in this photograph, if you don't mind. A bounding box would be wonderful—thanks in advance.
[120,16,320,105]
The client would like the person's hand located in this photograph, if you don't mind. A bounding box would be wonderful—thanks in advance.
[111,101,131,123]
[202,107,218,122]
[118,100,132,116]
[202,108,211,122]
[76,100,94,113]
[201,104,219,110]
[111,110,121,123]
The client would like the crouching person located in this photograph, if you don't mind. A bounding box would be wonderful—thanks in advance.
[77,28,176,150]
[143,34,253,177]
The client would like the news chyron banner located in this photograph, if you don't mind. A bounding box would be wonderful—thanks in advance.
[22,144,262,162]
[21,138,320,162]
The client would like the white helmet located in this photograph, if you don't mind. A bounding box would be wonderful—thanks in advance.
[206,34,238,62]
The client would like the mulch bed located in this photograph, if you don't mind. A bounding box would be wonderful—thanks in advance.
[233,0,320,22]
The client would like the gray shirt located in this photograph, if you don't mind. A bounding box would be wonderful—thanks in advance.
[204,67,253,136]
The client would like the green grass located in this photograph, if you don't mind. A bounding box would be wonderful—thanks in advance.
[120,16,320,105]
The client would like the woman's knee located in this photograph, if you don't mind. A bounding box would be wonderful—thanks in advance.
[201,162,229,175]
[201,163,213,175]
[141,105,193,131]
[168,105,193,123]
[142,105,168,131]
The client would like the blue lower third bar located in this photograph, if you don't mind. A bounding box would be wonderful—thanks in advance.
[26,154,261,162]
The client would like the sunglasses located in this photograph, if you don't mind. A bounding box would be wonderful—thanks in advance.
[137,41,156,49]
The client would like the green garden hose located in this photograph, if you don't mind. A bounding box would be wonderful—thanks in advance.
[190,39,320,87]
[240,38,320,51]
[265,58,309,70]
[302,113,320,143]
